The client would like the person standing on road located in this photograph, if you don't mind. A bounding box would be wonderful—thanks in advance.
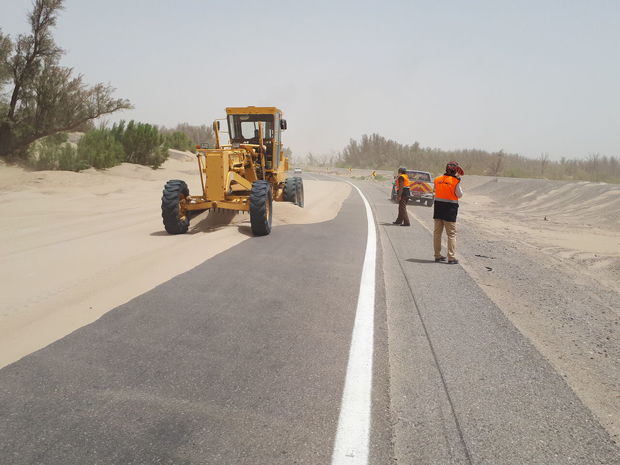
[433,161,464,264]
[393,167,411,226]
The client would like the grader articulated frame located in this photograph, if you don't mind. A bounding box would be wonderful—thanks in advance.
[161,106,303,236]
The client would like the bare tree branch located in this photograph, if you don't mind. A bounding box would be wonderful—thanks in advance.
[0,0,131,160]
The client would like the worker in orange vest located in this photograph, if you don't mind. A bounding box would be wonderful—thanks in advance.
[433,161,464,264]
[392,167,411,226]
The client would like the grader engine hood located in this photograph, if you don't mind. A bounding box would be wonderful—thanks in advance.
[201,148,257,202]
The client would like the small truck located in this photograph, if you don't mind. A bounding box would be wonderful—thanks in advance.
[391,169,435,206]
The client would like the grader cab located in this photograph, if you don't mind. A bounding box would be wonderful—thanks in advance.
[161,106,303,236]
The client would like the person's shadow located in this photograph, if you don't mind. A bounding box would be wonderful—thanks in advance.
[405,258,435,264]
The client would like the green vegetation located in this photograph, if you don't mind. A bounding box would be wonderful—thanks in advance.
[111,121,168,168]
[77,129,125,169]
[29,133,84,171]
[0,1,131,162]
[336,134,620,184]
[164,131,194,152]
[160,123,215,151]
[27,120,169,171]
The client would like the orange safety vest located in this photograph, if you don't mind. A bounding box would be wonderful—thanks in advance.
[434,175,459,202]
[396,173,410,192]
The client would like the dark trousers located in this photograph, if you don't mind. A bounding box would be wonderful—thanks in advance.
[395,194,410,225]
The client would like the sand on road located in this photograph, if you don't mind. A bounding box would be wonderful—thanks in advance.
[0,154,350,368]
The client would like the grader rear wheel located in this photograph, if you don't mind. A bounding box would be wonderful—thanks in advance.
[294,176,304,207]
[283,177,297,203]
[162,180,190,234]
[250,180,273,236]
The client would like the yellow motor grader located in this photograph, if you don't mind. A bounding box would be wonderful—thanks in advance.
[161,106,303,236]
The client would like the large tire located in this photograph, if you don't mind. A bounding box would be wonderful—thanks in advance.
[427,199,434,207]
[250,180,273,236]
[283,177,297,203]
[294,176,304,207]
[162,180,190,234]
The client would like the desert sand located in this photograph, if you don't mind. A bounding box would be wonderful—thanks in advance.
[0,152,351,368]
[454,175,620,444]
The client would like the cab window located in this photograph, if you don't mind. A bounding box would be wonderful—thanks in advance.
[227,114,274,143]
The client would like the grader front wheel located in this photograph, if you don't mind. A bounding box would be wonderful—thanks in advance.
[250,180,273,236]
[162,180,190,234]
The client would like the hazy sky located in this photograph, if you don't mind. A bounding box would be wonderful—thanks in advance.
[2,0,619,160]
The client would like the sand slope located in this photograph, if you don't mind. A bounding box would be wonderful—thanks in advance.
[461,175,620,291]
[410,174,620,444]
[0,155,350,368]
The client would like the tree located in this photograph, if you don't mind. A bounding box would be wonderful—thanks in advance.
[77,129,124,169]
[490,150,504,176]
[0,29,11,92]
[0,0,132,161]
[173,123,215,148]
[164,131,194,152]
[539,152,550,176]
[111,120,168,168]
[306,152,319,166]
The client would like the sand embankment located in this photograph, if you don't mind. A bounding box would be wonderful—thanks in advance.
[0,154,350,368]
[461,175,620,291]
[403,174,619,444]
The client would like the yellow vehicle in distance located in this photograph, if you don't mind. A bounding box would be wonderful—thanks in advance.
[161,106,303,236]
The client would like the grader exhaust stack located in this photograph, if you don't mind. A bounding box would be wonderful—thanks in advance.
[161,106,303,236]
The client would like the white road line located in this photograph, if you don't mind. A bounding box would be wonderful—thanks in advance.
[331,182,376,465]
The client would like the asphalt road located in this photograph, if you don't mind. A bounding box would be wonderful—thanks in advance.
[1,173,618,464]
[356,177,619,465]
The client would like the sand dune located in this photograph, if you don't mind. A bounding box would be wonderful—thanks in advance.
[0,155,350,368]
[461,175,620,291]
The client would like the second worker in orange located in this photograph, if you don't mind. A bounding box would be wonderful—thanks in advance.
[393,167,411,226]
[433,161,464,264]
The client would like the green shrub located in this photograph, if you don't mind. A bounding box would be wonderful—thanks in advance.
[28,133,83,171]
[58,145,87,171]
[165,131,194,152]
[77,130,124,169]
[112,120,168,168]
[165,123,214,149]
